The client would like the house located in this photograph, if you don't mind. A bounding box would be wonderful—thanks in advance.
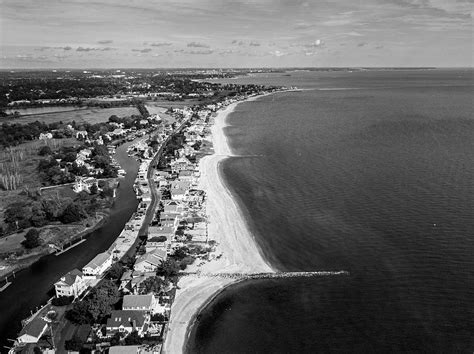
[162,201,183,214]
[178,170,194,182]
[148,226,175,238]
[134,249,167,273]
[54,269,88,298]
[108,346,141,354]
[170,156,193,173]
[106,310,148,337]
[145,236,169,253]
[130,272,156,294]
[75,130,88,139]
[73,176,99,193]
[82,251,113,278]
[16,317,48,344]
[171,187,187,201]
[39,132,53,140]
[123,294,157,313]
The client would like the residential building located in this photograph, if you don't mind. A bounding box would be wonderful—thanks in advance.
[106,310,148,337]
[123,294,157,313]
[16,317,48,344]
[82,251,113,278]
[54,269,88,298]
[134,249,167,273]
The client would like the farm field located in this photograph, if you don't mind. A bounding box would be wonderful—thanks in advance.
[5,106,83,116]
[2,106,139,125]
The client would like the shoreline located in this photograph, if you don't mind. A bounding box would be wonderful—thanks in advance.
[163,93,276,354]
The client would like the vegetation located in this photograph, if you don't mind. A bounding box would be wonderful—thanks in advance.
[66,280,119,324]
[21,228,42,249]
[51,295,74,306]
[64,336,84,351]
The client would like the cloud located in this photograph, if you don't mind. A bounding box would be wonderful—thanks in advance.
[187,42,210,48]
[268,50,286,57]
[303,39,324,48]
[13,54,50,62]
[186,49,213,55]
[147,42,172,47]
[77,46,116,52]
[76,47,95,52]
[36,46,72,51]
[132,48,152,53]
[345,31,363,37]
[97,40,113,44]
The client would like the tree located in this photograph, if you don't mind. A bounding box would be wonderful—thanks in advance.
[62,151,77,163]
[4,202,33,229]
[140,276,164,294]
[66,300,93,324]
[157,259,180,278]
[65,336,84,351]
[52,296,73,306]
[42,198,64,221]
[38,145,52,156]
[60,203,88,223]
[22,228,42,249]
[124,331,142,345]
[107,263,124,280]
[30,203,47,227]
[89,183,98,195]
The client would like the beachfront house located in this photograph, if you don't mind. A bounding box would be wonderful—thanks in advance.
[106,310,148,337]
[82,251,113,278]
[170,156,193,173]
[123,294,157,313]
[145,236,169,253]
[16,317,48,344]
[134,249,167,273]
[54,269,88,298]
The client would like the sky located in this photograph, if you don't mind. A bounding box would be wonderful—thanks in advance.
[0,0,472,68]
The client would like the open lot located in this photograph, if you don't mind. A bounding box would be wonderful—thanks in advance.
[2,106,139,125]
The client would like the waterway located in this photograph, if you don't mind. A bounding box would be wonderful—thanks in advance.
[0,140,140,350]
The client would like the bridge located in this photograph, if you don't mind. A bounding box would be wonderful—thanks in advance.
[180,270,349,280]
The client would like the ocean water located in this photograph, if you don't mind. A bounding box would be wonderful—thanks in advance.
[187,70,474,353]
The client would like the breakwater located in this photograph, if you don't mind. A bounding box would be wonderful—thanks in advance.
[182,271,349,280]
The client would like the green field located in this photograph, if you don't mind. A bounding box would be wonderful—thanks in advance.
[2,106,139,125]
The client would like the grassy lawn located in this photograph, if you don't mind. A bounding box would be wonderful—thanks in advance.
[2,106,139,125]
[0,138,81,230]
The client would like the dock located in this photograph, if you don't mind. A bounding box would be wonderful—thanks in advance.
[55,239,86,256]
[0,282,11,292]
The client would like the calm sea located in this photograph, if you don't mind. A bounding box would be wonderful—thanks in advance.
[187,70,474,353]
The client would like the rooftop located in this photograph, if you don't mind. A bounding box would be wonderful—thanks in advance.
[123,294,154,309]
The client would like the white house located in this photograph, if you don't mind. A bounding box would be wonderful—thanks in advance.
[75,130,88,139]
[73,176,99,193]
[39,132,53,140]
[54,269,88,298]
[82,251,113,278]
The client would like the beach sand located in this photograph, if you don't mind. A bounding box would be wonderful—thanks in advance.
[162,97,274,354]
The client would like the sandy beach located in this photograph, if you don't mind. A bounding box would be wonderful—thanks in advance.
[162,96,274,354]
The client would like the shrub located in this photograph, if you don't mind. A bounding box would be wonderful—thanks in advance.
[22,228,42,249]
[52,296,74,306]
